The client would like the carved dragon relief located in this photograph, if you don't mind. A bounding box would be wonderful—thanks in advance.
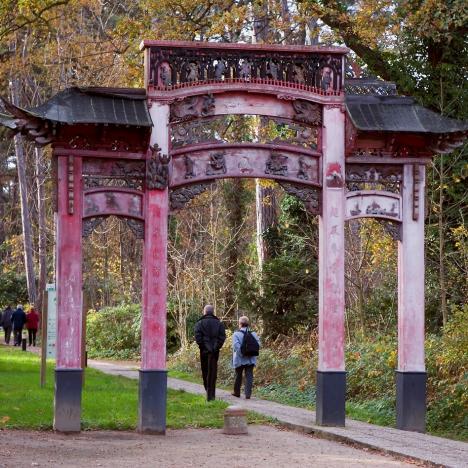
[146,144,171,190]
[170,182,215,211]
[292,100,322,125]
[170,94,215,122]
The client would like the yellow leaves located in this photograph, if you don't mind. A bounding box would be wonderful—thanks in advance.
[0,415,11,424]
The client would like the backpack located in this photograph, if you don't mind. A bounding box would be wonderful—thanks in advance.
[240,328,260,357]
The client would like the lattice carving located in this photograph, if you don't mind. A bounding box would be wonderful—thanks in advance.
[148,45,343,93]
[171,115,319,150]
[170,182,215,211]
[346,165,402,193]
[82,217,105,237]
[278,182,320,214]
[83,160,145,190]
[126,219,145,239]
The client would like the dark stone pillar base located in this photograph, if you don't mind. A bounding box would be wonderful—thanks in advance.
[315,371,346,426]
[396,371,426,432]
[138,370,167,434]
[54,369,83,432]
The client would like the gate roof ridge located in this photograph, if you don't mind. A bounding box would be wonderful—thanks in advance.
[140,40,349,55]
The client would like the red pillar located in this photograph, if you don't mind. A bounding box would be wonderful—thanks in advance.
[316,104,346,426]
[396,163,426,432]
[54,155,83,432]
[138,101,169,434]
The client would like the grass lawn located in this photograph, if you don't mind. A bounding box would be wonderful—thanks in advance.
[0,346,266,430]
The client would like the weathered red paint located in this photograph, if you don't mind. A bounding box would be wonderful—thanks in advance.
[398,164,425,372]
[318,106,345,372]
[83,189,144,219]
[141,102,170,370]
[56,156,83,369]
[141,186,168,370]
[170,145,320,188]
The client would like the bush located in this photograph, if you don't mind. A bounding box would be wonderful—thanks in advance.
[86,304,141,360]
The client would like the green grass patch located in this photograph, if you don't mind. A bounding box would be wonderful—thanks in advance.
[0,347,229,430]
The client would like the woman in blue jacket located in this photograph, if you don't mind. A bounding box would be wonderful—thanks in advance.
[232,315,260,399]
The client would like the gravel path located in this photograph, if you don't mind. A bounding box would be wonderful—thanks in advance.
[0,426,418,468]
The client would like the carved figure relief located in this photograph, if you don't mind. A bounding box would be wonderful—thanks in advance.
[110,140,130,152]
[214,60,226,80]
[105,192,120,210]
[365,201,398,217]
[325,162,344,188]
[69,135,90,150]
[186,62,199,82]
[160,63,172,86]
[146,144,171,190]
[265,152,288,176]
[240,60,251,80]
[184,155,196,179]
[297,156,313,180]
[170,94,215,122]
[292,64,305,83]
[128,195,141,217]
[267,60,279,79]
[238,156,253,174]
[321,67,333,91]
[206,152,227,175]
[292,100,322,125]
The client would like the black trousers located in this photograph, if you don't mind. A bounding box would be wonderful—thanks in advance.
[233,365,254,398]
[28,329,37,346]
[13,328,23,346]
[3,326,12,344]
[200,350,219,401]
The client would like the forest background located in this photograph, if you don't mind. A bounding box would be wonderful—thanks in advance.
[0,0,466,439]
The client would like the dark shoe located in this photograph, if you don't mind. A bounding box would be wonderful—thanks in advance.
[245,396,251,399]
[231,393,240,398]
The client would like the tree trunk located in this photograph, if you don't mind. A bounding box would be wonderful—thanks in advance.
[10,79,37,305]
[256,181,277,269]
[35,147,47,313]
[438,155,448,326]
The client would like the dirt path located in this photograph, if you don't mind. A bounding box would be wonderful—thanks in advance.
[0,426,418,468]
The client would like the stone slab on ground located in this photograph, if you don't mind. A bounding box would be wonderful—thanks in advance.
[0,426,418,468]
[89,359,468,468]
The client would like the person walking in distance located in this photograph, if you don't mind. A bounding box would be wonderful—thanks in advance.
[26,305,40,347]
[194,304,226,401]
[232,315,260,399]
[1,305,14,345]
[11,304,26,347]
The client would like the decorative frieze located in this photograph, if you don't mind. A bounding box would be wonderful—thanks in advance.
[83,159,145,190]
[346,164,402,193]
[147,43,344,93]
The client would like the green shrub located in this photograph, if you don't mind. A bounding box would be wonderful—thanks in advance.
[86,304,141,359]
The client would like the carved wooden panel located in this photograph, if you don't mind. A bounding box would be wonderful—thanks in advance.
[147,43,344,93]
[82,158,145,190]
[346,164,402,193]
[170,145,320,188]
[83,189,143,220]
[345,191,401,222]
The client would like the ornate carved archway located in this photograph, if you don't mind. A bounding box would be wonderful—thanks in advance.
[1,40,467,435]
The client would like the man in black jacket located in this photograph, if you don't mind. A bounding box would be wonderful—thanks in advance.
[194,304,226,401]
[11,305,26,346]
